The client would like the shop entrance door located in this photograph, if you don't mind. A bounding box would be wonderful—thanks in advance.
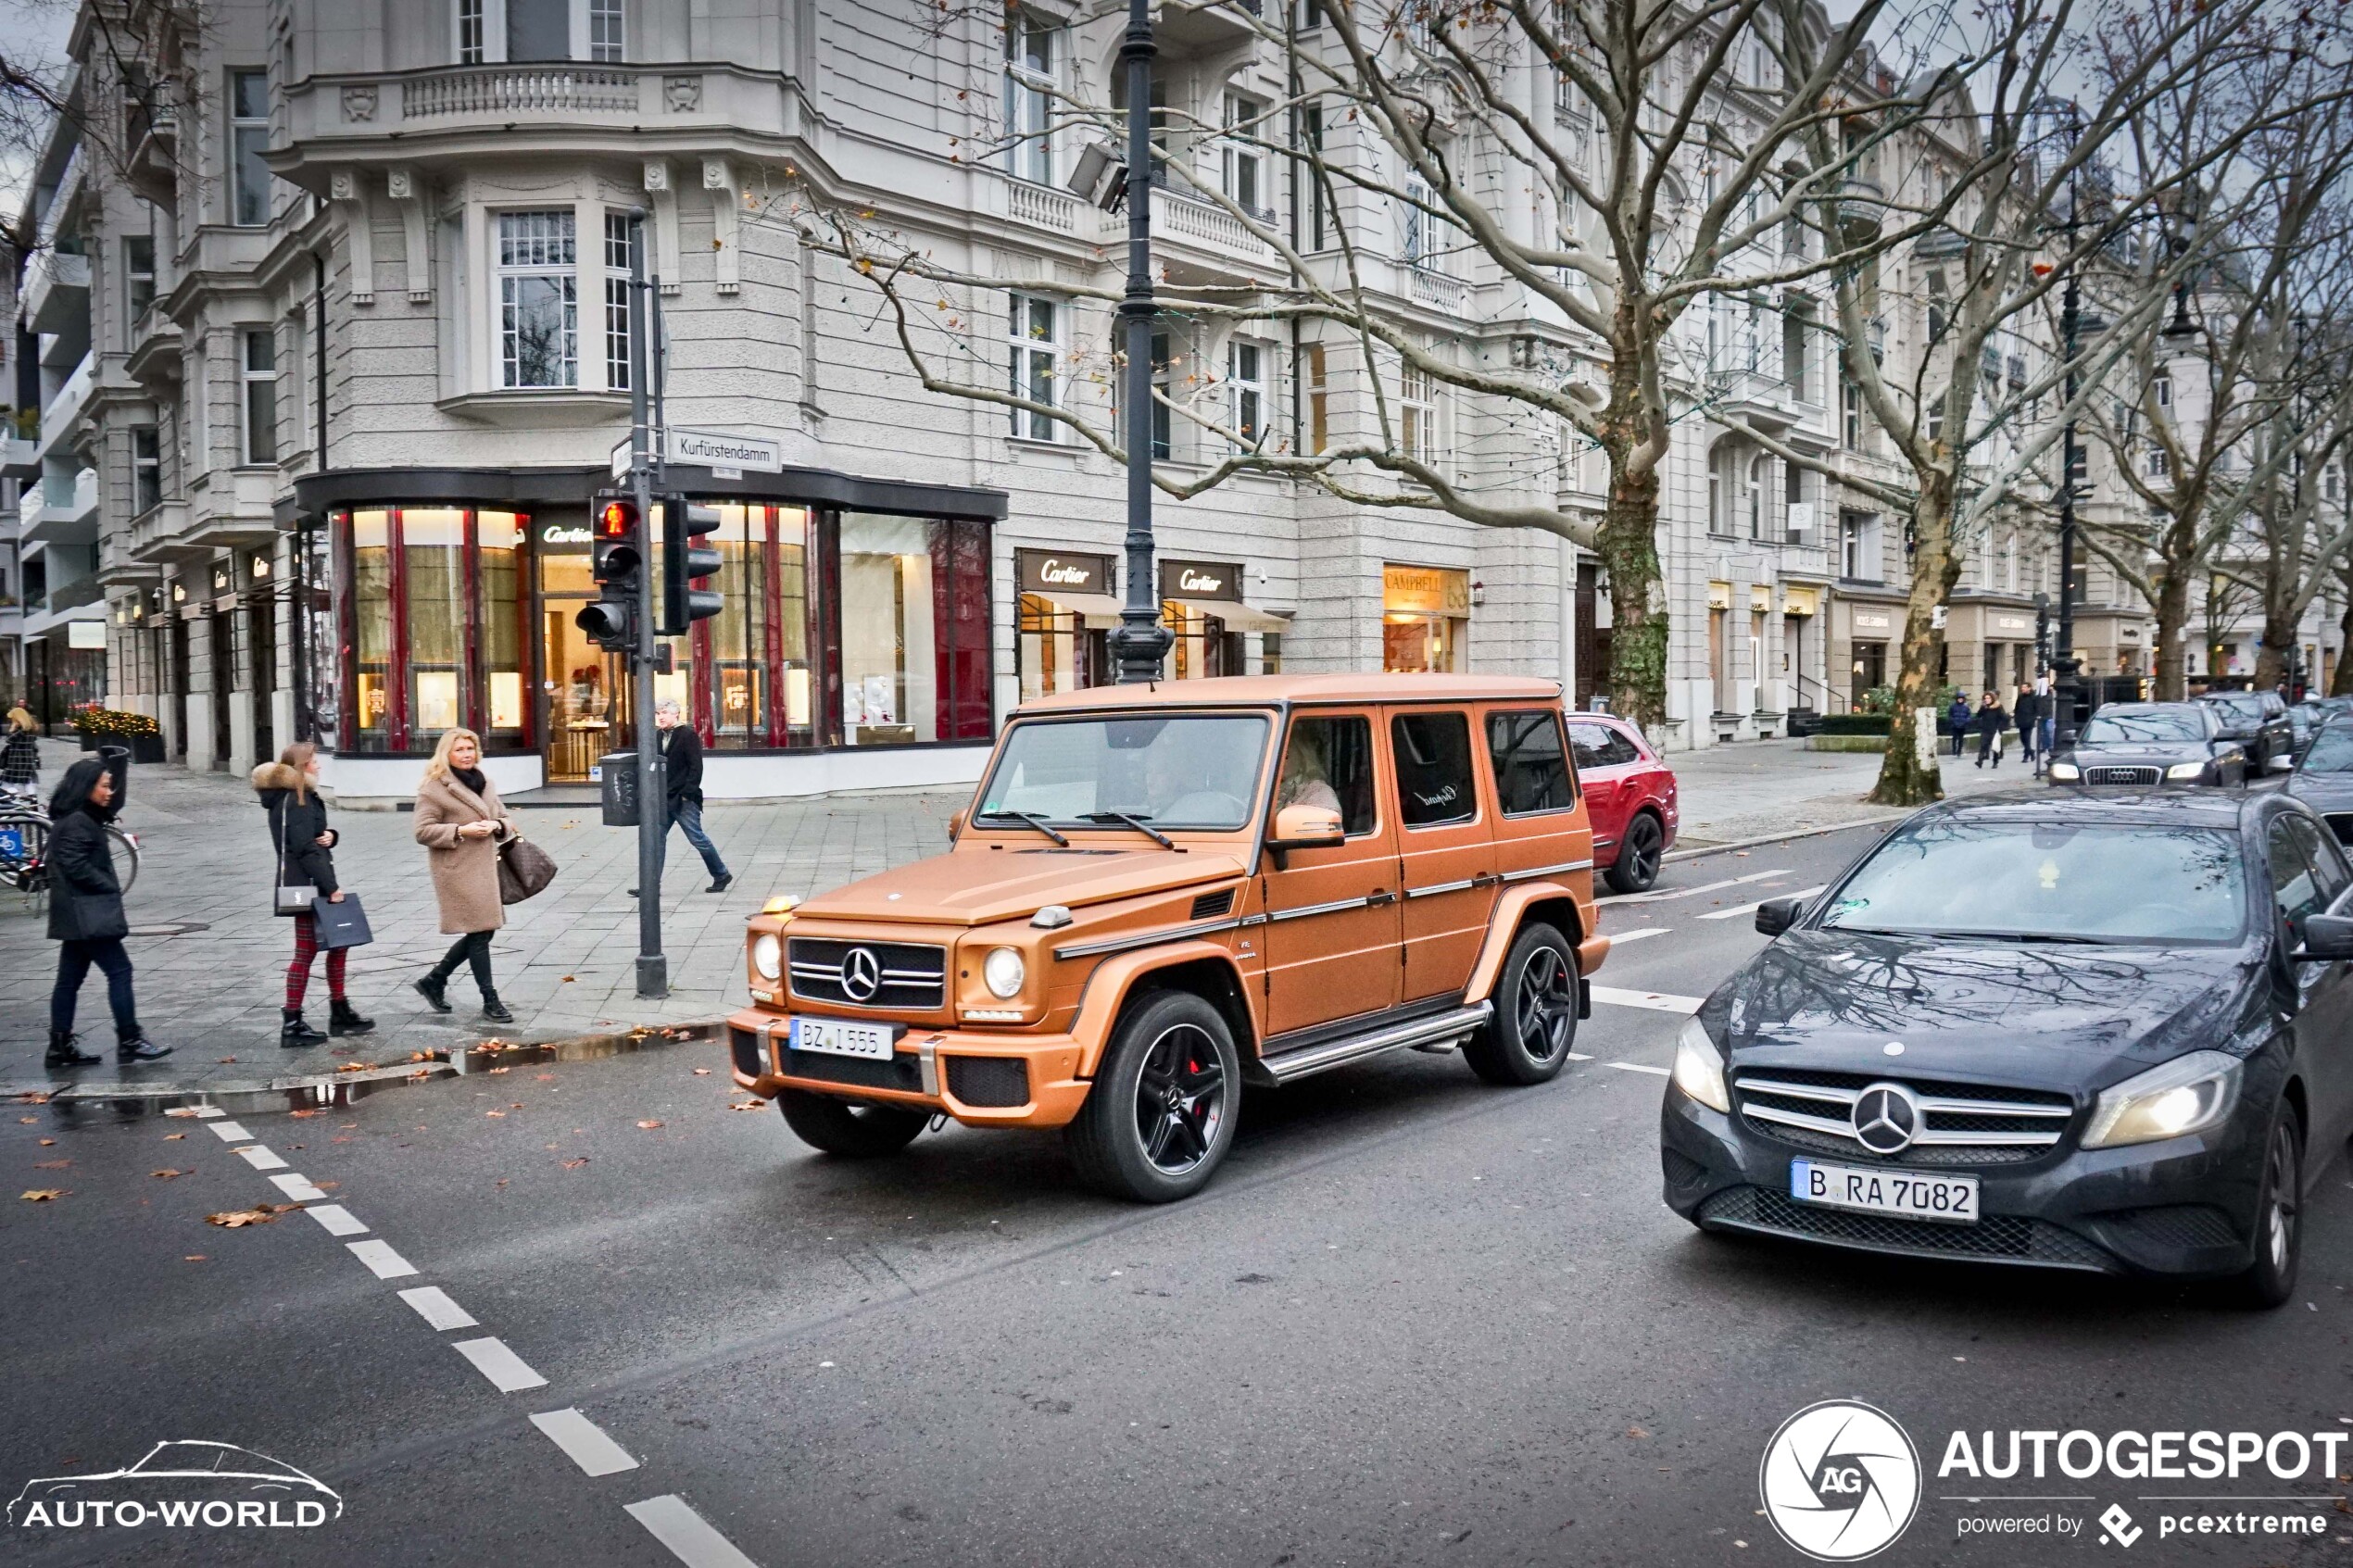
[540,603,630,784]
[208,609,233,770]
[250,592,276,764]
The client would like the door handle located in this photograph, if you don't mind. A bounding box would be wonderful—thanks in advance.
[1366,889,1397,906]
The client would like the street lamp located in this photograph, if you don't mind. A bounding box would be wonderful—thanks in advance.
[1107,0,1173,684]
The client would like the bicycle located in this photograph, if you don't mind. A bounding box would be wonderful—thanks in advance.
[0,803,140,913]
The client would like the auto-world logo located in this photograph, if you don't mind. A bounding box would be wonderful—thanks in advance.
[1760,1400,1922,1561]
[8,1441,341,1531]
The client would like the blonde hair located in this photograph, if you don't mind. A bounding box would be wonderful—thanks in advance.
[6,707,32,734]
[422,727,484,784]
[278,741,318,802]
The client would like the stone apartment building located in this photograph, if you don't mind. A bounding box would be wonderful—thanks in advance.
[12,0,2286,799]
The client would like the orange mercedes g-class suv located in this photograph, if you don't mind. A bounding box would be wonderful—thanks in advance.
[726,675,1609,1200]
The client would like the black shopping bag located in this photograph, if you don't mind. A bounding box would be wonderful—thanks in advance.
[311,893,373,950]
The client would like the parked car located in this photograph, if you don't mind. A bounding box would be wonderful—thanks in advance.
[2045,702,2246,787]
[2289,696,2353,761]
[1660,790,2353,1306]
[2197,689,2296,773]
[728,675,1609,1201]
[2287,715,2353,847]
[1567,711,1679,893]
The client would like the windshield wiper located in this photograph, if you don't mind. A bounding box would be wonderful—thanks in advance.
[975,809,1070,847]
[1081,810,1177,850]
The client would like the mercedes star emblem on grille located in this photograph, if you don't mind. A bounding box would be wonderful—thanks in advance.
[839,947,883,1002]
[1851,1082,1920,1155]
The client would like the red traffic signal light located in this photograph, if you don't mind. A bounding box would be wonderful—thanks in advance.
[598,497,638,539]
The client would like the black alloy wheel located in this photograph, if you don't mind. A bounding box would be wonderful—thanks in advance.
[2229,1104,2303,1310]
[1604,811,1665,895]
[1464,923,1577,1085]
[1066,990,1239,1202]
[776,1089,929,1158]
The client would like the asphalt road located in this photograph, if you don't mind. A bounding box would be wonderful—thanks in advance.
[9,814,2353,1567]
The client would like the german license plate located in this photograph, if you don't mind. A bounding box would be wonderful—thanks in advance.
[788,1016,900,1061]
[1791,1160,1979,1224]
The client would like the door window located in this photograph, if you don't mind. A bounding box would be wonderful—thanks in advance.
[1487,709,1575,814]
[1278,714,1375,835]
[2269,817,2332,935]
[1391,711,1476,828]
[1567,721,1640,771]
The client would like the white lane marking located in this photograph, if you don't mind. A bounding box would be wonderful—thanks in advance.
[305,1204,369,1237]
[1604,1061,1673,1076]
[625,1495,762,1568]
[1590,985,1704,1015]
[346,1239,418,1280]
[268,1173,329,1202]
[1600,869,1795,906]
[1604,926,1672,944]
[452,1336,548,1393]
[1565,1051,1594,1061]
[396,1286,480,1332]
[236,1145,290,1171]
[531,1408,641,1476]
[208,1122,253,1142]
[193,1107,225,1119]
[1695,884,1828,921]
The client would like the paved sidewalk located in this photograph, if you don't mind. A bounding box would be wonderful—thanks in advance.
[0,731,2024,1096]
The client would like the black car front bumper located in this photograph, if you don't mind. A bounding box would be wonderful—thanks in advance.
[1660,1085,2269,1279]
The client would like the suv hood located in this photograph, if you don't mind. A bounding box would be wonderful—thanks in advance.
[796,846,1249,926]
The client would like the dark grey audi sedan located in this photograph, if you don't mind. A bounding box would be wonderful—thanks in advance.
[1660,791,2353,1306]
[2046,702,2246,786]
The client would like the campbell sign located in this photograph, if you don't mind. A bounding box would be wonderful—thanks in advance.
[1016,550,1113,598]
[1159,558,1241,602]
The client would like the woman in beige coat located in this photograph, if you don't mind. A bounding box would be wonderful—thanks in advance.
[412,726,518,1022]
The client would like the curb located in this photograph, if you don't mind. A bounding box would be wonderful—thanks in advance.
[7,1021,724,1120]
[1665,814,1905,863]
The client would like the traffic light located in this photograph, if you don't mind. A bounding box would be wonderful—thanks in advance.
[661,495,724,634]
[576,492,642,652]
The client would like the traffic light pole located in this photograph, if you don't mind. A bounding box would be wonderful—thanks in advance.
[627,212,667,999]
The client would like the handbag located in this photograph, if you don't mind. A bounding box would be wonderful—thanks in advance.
[274,851,315,915]
[497,834,559,905]
[311,892,373,949]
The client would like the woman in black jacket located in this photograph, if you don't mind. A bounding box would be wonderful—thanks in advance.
[1971,691,2008,768]
[46,753,170,1067]
[257,742,373,1046]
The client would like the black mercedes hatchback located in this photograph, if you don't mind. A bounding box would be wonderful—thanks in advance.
[1660,791,2353,1306]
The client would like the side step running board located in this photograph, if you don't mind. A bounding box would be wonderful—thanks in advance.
[1258,1002,1493,1086]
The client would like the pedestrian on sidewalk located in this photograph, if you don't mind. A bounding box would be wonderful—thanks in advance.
[1946,694,1972,758]
[3,706,41,804]
[1972,691,2007,768]
[411,727,518,1023]
[256,742,374,1047]
[2012,683,2043,772]
[633,698,732,897]
[45,752,170,1067]
[2036,675,2057,762]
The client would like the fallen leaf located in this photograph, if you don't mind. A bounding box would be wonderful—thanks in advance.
[560,975,576,983]
[692,1067,712,1076]
[488,1066,510,1075]
[163,1133,186,1140]
[21,1189,65,1201]
[18,1118,34,1125]
[152,1169,186,1179]
[314,1181,337,1190]
[1627,1427,1650,1440]
[728,1101,764,1112]
[329,1045,357,1056]
[184,1254,207,1261]
[336,1062,377,1073]
[32,1160,69,1170]
[636,1120,664,1130]
[15,1091,53,1105]
[205,1202,298,1229]
[216,1057,237,1064]
[562,1157,590,1169]
[164,1107,201,1118]
[38,1138,56,1147]
[486,1110,506,1118]
[290,1109,324,1119]
[536,1073,557,1082]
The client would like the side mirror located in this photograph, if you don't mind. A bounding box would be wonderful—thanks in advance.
[2271,754,2296,773]
[1754,896,1806,937]
[1269,803,1345,850]
[2296,911,2353,961]
[948,808,967,843]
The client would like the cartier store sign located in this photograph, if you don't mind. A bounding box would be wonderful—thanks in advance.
[1017,550,1114,597]
[1159,558,1241,601]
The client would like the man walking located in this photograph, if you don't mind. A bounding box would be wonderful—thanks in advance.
[632,699,733,896]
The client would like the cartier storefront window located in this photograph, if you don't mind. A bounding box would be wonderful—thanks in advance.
[339,506,532,751]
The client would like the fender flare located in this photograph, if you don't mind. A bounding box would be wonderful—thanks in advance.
[1064,940,1259,1079]
[1464,883,1608,1006]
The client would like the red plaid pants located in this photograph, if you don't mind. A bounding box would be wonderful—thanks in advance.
[286,910,347,1009]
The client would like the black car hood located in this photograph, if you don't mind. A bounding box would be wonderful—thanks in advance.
[2287,773,2353,810]
[1714,930,2260,1096]
[2064,741,2210,766]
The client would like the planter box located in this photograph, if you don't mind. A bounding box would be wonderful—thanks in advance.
[77,731,95,751]
[1807,734,1889,753]
[1817,713,1894,736]
[129,733,166,764]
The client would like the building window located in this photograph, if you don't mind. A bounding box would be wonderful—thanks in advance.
[242,329,278,465]
[1151,331,1174,460]
[123,236,155,334]
[1400,365,1437,463]
[230,69,271,227]
[132,428,161,514]
[336,506,532,751]
[588,0,623,61]
[604,212,635,391]
[1402,178,1432,269]
[1746,454,1768,540]
[1007,294,1059,441]
[1303,105,1328,248]
[2146,445,2171,480]
[1221,94,1265,216]
[1841,511,1881,581]
[498,211,578,389]
[837,513,993,745]
[1707,446,1730,535]
[2153,370,2171,409]
[1781,305,1809,400]
[1227,339,1265,449]
[458,0,485,63]
[1002,9,1058,185]
[1843,377,1862,448]
[1304,343,1327,454]
[1926,394,1945,444]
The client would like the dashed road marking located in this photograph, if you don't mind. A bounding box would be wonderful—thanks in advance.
[1600,869,1794,906]
[1695,884,1828,921]
[268,1173,329,1202]
[208,1122,253,1142]
[236,1145,290,1171]
[1565,1051,1594,1061]
[453,1336,548,1393]
[305,1204,369,1237]
[1604,1061,1672,1076]
[1590,985,1704,1014]
[532,1408,641,1476]
[625,1495,763,1568]
[1604,926,1671,944]
[396,1286,480,1332]
[346,1238,418,1280]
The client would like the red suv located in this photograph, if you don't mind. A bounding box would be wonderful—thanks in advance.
[1567,712,1678,893]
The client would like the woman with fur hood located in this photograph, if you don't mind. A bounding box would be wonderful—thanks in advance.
[256,742,373,1046]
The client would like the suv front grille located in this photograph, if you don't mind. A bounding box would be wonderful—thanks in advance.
[2084,765,2162,785]
[945,1055,1029,1107]
[1735,1068,2072,1166]
[787,938,947,1010]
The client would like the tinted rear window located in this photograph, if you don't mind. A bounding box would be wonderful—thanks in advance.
[1487,710,1575,814]
[1392,711,1478,827]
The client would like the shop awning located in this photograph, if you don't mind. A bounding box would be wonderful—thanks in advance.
[1168,597,1292,633]
[1030,590,1131,629]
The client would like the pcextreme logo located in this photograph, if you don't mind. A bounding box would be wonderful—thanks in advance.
[1759,1400,1923,1562]
[8,1441,342,1531]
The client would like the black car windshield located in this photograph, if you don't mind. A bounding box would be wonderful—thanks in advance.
[2207,695,2266,720]
[1819,820,2247,944]
[975,715,1270,830]
[2303,725,2353,774]
[2082,710,2204,743]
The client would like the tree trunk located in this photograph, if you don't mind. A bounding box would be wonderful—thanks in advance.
[1869,481,1958,807]
[2254,599,2298,693]
[2149,554,2192,703]
[1600,463,1667,732]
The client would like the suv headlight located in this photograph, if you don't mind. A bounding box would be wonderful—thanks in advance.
[2049,761,2081,781]
[2081,1050,2243,1148]
[750,933,782,981]
[983,946,1027,999]
[2166,761,2206,780]
[1670,1017,1731,1112]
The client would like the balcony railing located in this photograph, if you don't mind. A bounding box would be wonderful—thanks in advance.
[1006,179,1080,234]
[403,67,638,119]
[1110,188,1272,267]
[45,573,105,612]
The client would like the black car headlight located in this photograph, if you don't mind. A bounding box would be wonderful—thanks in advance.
[2165,761,2207,780]
[2082,1050,2243,1148]
[1670,1017,1730,1112]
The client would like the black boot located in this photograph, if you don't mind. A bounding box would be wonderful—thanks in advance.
[116,1026,173,1061]
[414,972,453,1014]
[479,993,515,1024]
[281,1009,329,1048]
[329,997,376,1036]
[45,1030,101,1069]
